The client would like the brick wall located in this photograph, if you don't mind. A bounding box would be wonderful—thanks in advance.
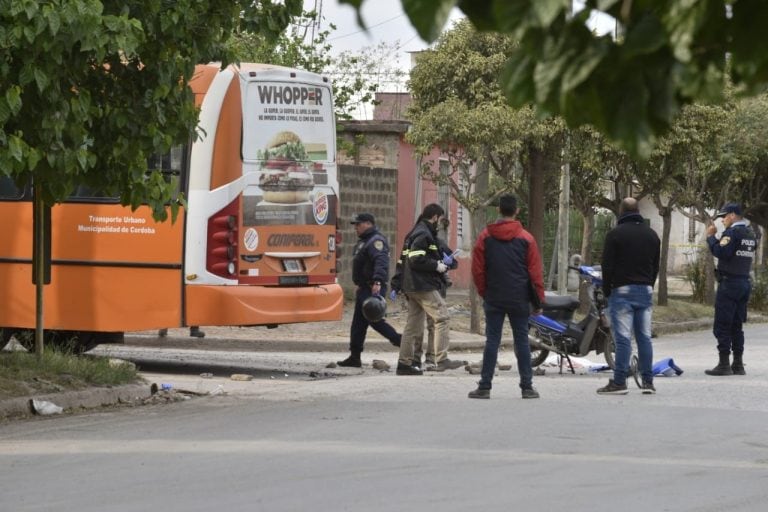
[338,133,400,168]
[337,120,410,170]
[338,164,399,294]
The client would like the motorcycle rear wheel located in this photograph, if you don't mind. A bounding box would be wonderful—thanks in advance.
[602,329,616,369]
[527,328,550,367]
[630,354,641,387]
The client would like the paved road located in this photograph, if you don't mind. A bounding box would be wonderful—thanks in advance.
[1,324,767,511]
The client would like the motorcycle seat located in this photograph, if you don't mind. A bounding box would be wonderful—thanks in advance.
[542,294,580,311]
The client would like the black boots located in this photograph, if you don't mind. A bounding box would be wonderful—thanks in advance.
[395,362,423,376]
[337,355,362,368]
[705,353,733,376]
[732,353,746,375]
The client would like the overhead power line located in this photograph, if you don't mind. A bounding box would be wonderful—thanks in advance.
[328,14,406,41]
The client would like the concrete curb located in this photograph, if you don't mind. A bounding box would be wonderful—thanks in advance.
[2,316,759,421]
[0,383,152,421]
[121,317,724,353]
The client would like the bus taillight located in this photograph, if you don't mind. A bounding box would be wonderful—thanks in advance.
[206,199,239,278]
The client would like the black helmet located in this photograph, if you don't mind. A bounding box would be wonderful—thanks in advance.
[362,295,387,322]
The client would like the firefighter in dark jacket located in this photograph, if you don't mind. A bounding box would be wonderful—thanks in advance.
[338,213,401,368]
[390,218,458,370]
[705,203,756,376]
[396,203,463,375]
[468,194,545,399]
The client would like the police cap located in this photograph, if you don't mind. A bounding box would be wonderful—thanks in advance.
[715,203,742,218]
[351,213,375,225]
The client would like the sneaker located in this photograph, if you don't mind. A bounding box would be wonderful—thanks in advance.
[468,387,490,399]
[337,356,362,368]
[412,358,422,370]
[395,362,423,376]
[389,335,401,348]
[597,379,629,395]
[521,388,540,399]
[189,326,205,338]
[641,381,656,395]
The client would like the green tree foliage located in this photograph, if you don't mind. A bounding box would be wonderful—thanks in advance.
[407,20,559,215]
[228,10,332,73]
[567,126,625,262]
[657,103,733,220]
[406,20,564,332]
[342,0,768,159]
[0,0,301,220]
[651,102,733,304]
[329,41,406,120]
[721,94,768,227]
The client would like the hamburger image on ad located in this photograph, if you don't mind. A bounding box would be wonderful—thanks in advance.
[258,131,315,204]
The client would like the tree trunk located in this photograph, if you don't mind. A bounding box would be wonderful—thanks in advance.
[556,157,570,295]
[468,158,490,334]
[546,236,558,291]
[527,145,545,249]
[468,207,484,334]
[33,186,47,357]
[657,207,672,306]
[580,208,594,265]
[704,250,716,305]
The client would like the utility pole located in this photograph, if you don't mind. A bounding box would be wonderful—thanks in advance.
[556,144,570,295]
[556,0,574,296]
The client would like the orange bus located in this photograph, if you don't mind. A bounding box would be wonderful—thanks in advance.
[0,63,343,351]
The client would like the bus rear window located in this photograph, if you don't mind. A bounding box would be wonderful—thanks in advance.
[0,175,22,199]
[148,146,185,176]
[66,145,187,203]
[68,185,120,201]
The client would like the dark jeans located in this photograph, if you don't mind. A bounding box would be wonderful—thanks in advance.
[713,277,751,356]
[479,302,532,390]
[609,285,653,385]
[349,286,401,355]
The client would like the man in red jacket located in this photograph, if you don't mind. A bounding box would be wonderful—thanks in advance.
[469,194,545,399]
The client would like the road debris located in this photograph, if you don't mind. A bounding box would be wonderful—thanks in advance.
[29,399,64,415]
[371,359,390,371]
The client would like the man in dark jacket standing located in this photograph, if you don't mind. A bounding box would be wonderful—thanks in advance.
[469,195,545,399]
[397,203,463,375]
[598,197,661,395]
[338,213,401,368]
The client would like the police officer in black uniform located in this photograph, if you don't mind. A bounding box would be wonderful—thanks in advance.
[705,203,756,376]
[338,213,401,367]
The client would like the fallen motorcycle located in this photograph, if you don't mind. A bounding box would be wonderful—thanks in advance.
[528,265,615,373]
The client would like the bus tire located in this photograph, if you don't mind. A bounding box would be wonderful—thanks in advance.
[71,332,103,353]
[53,331,101,353]
[10,330,100,354]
